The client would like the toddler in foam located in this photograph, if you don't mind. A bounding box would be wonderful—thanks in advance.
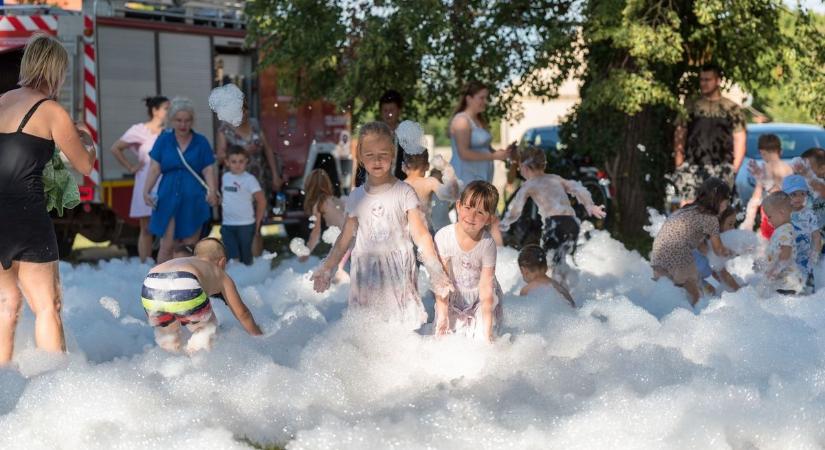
[141,238,262,353]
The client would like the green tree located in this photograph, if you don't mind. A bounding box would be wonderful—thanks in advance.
[561,0,825,242]
[245,0,580,122]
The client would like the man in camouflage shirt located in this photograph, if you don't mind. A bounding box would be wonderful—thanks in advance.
[672,64,747,203]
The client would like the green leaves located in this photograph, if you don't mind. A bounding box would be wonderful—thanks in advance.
[43,149,80,216]
[245,0,579,121]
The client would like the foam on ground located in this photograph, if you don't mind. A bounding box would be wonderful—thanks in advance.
[2,230,825,449]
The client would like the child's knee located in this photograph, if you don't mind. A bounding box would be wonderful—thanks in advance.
[154,325,182,352]
[185,315,217,354]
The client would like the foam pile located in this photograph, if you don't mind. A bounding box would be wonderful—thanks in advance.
[2,231,825,449]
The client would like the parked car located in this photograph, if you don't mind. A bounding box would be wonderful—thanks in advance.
[735,123,825,206]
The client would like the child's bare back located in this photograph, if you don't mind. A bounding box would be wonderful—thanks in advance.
[149,257,226,294]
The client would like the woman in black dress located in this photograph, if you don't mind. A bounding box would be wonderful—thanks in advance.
[0,34,96,364]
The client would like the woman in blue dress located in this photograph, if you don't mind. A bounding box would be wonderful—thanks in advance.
[449,81,510,186]
[143,97,218,263]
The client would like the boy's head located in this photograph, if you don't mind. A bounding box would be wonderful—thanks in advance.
[226,145,249,174]
[757,134,782,161]
[457,181,499,234]
[801,147,825,178]
[518,244,548,282]
[194,237,227,268]
[762,191,792,228]
[518,146,547,177]
[173,243,194,259]
[379,89,403,130]
[719,207,737,232]
[782,174,809,211]
[403,149,430,174]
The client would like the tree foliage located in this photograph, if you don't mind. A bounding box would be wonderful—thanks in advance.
[245,0,579,121]
[561,0,825,241]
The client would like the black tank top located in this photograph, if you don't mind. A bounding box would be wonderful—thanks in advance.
[0,98,55,198]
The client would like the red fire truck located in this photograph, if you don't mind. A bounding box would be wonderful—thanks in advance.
[0,1,350,256]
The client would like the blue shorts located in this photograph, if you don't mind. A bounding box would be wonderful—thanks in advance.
[693,249,712,280]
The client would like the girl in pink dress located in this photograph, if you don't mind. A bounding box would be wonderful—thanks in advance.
[110,96,169,262]
[312,122,452,327]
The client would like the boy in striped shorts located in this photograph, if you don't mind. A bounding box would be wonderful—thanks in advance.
[142,238,262,353]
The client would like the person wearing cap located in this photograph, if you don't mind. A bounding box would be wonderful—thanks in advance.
[783,174,821,294]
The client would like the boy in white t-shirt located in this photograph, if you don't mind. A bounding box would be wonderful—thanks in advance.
[221,145,266,265]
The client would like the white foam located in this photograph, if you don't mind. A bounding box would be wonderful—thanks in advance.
[1,231,824,448]
[289,238,311,257]
[321,226,341,245]
[208,84,245,127]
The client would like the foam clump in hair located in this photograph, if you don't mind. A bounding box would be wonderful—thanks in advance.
[208,83,244,127]
[395,120,426,155]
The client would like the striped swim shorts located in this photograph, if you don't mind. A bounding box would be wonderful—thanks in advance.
[141,271,213,328]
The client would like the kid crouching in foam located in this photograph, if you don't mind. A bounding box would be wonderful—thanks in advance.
[434,181,503,341]
[518,244,574,306]
[783,175,821,294]
[693,207,741,294]
[795,147,825,250]
[500,146,606,287]
[142,238,262,353]
[312,122,452,326]
[651,177,733,306]
[760,192,805,295]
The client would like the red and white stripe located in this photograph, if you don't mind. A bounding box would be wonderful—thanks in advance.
[82,14,101,197]
[0,15,58,52]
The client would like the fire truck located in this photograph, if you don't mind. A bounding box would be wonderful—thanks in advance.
[0,1,351,256]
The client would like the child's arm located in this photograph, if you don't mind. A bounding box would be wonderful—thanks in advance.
[499,185,529,232]
[550,279,575,306]
[311,216,357,292]
[408,209,453,297]
[220,273,263,335]
[740,181,763,230]
[253,190,266,233]
[767,245,794,278]
[560,178,606,218]
[302,203,323,263]
[478,266,496,342]
[709,234,733,258]
[430,156,459,202]
[713,269,741,291]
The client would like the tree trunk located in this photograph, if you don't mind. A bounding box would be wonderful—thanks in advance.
[613,108,656,239]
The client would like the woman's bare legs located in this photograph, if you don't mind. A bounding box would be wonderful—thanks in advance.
[157,218,177,263]
[138,217,153,263]
[17,261,64,354]
[0,264,23,364]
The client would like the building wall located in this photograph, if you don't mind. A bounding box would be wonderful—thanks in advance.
[499,76,580,146]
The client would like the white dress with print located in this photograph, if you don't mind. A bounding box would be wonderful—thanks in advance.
[433,224,503,339]
[346,180,426,326]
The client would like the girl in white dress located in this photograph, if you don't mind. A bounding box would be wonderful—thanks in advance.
[434,181,503,342]
[110,96,169,262]
[312,122,452,327]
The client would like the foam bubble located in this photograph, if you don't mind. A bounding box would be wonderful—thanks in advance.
[208,84,245,127]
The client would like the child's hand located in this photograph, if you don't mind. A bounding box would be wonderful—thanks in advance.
[748,159,763,178]
[298,255,309,263]
[430,155,448,171]
[718,246,733,258]
[587,204,607,219]
[143,192,157,208]
[310,267,332,293]
[738,219,754,231]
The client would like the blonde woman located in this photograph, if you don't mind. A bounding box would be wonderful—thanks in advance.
[0,33,96,364]
[143,97,218,263]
